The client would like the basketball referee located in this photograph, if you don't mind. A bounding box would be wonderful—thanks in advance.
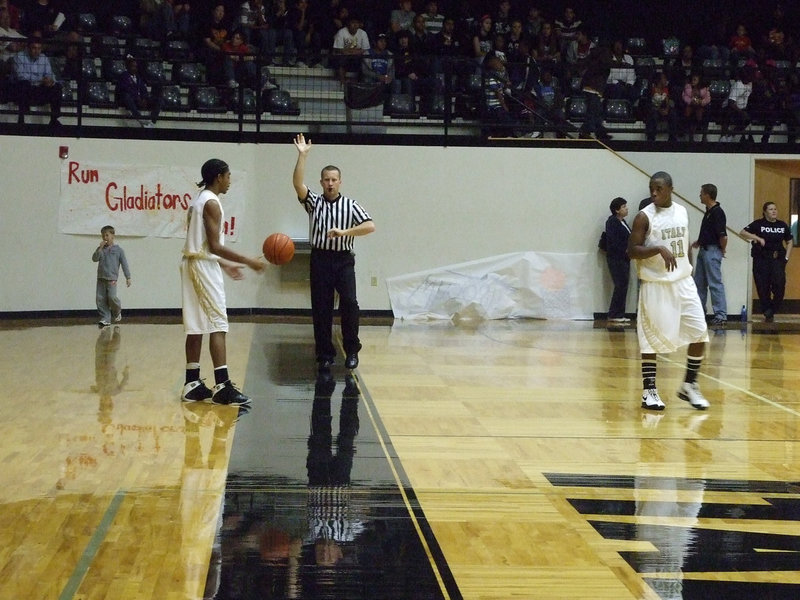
[292,134,376,370]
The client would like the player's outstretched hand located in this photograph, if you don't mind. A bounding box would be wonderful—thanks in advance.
[249,257,267,273]
[293,133,312,154]
[222,263,246,280]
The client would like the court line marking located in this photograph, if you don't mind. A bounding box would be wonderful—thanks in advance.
[662,355,800,418]
[354,371,454,600]
[58,490,127,600]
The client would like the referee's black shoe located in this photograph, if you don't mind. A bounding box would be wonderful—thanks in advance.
[317,358,334,371]
[345,353,359,370]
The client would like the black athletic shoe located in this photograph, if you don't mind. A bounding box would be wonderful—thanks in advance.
[181,380,213,402]
[345,353,359,369]
[211,380,252,406]
[317,358,334,371]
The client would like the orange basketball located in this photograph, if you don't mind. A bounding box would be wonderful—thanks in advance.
[263,233,295,265]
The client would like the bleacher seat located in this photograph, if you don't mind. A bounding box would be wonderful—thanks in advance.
[76,13,97,33]
[626,37,648,56]
[81,57,98,80]
[702,58,727,79]
[165,40,192,61]
[109,15,133,36]
[102,58,126,81]
[143,61,166,84]
[130,38,160,60]
[386,93,417,117]
[634,56,655,80]
[94,35,123,58]
[771,60,793,80]
[86,81,115,108]
[161,85,185,111]
[173,62,203,85]
[708,79,732,123]
[193,86,225,112]
[61,82,77,107]
[264,88,299,115]
[566,96,588,121]
[661,37,680,59]
[604,99,635,122]
[241,88,258,113]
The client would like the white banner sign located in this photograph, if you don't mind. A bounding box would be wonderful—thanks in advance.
[58,161,246,240]
[386,252,596,320]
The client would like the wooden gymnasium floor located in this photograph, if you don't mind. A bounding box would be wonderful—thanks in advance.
[1,315,800,600]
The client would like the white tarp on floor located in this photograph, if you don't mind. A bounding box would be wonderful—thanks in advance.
[387,252,596,321]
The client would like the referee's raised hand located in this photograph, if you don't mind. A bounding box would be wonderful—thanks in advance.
[293,133,312,154]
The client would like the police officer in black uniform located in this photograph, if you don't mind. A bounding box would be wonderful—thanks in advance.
[740,202,794,322]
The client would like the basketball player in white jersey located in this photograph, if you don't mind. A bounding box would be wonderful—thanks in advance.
[180,159,266,405]
[628,171,710,411]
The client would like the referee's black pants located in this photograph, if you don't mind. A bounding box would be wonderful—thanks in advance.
[753,255,787,316]
[310,249,361,362]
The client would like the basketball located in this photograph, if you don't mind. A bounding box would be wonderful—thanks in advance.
[263,233,295,265]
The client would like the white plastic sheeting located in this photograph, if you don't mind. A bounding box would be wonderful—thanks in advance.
[387,252,596,321]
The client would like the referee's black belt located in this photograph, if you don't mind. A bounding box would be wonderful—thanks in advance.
[311,248,352,255]
[759,251,785,259]
[700,244,720,250]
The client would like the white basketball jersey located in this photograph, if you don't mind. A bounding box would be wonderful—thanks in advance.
[183,189,223,258]
[636,201,693,282]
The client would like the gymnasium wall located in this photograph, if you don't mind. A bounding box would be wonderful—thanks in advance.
[0,134,793,318]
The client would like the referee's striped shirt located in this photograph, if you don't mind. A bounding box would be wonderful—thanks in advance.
[302,189,372,251]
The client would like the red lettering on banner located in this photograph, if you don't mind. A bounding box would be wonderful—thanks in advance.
[68,161,99,184]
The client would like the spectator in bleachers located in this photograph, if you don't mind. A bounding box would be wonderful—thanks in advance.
[311,0,346,58]
[266,0,296,65]
[430,16,462,79]
[153,0,191,41]
[0,0,20,29]
[360,32,393,92]
[421,1,444,36]
[117,54,162,127]
[332,14,369,85]
[238,0,269,52]
[719,66,754,142]
[681,72,710,141]
[578,44,613,141]
[535,21,561,70]
[201,3,235,85]
[529,65,571,138]
[605,39,636,102]
[762,27,796,64]
[524,5,543,40]
[11,35,62,125]
[554,6,581,55]
[509,37,538,91]
[729,23,756,64]
[645,71,678,141]
[471,14,494,68]
[667,44,696,98]
[287,0,320,67]
[393,28,429,98]
[482,54,516,135]
[0,4,24,76]
[409,13,435,58]
[697,19,730,65]
[20,0,65,38]
[749,63,788,144]
[221,29,257,87]
[492,0,512,37]
[389,0,414,42]
[506,19,526,63]
[564,27,594,79]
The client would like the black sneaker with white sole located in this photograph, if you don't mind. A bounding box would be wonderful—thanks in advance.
[212,380,252,406]
[182,380,213,402]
